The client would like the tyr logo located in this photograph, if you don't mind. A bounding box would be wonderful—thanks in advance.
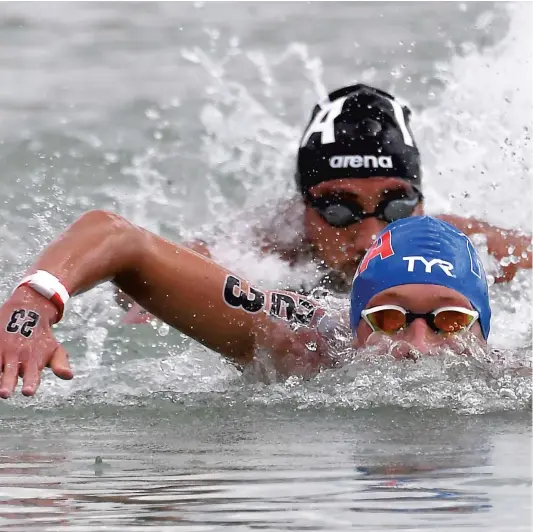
[403,256,455,277]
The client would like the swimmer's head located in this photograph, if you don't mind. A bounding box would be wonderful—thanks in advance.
[296,83,421,196]
[349,216,491,349]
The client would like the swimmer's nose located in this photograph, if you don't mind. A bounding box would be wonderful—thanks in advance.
[401,319,435,354]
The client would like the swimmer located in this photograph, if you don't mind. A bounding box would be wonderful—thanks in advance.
[119,83,531,322]
[0,211,492,398]
[259,83,531,290]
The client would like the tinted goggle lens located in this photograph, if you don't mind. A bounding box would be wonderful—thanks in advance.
[366,307,406,333]
[309,190,421,228]
[318,203,361,227]
[362,306,478,335]
[382,196,419,222]
[433,309,476,333]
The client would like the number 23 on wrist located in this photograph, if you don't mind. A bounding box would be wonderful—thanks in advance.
[6,309,41,338]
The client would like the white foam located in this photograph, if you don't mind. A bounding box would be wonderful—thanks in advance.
[416,3,532,231]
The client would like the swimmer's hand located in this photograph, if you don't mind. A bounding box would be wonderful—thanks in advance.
[0,286,73,399]
[253,316,337,379]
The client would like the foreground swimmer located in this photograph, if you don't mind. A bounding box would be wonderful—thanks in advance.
[0,211,491,398]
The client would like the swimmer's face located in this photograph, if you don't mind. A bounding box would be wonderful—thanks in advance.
[303,177,424,278]
[353,284,485,357]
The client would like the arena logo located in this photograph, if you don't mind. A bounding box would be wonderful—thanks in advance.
[329,155,393,169]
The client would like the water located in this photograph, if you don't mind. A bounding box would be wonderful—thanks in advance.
[0,2,531,530]
[1,406,530,531]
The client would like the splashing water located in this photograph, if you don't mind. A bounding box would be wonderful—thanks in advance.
[1,3,531,415]
[417,2,532,230]
[203,3,527,413]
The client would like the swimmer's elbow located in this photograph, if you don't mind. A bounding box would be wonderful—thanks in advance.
[73,209,137,233]
[65,210,147,271]
[71,210,145,248]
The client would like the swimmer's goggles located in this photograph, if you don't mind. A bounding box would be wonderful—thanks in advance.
[361,305,479,335]
[306,188,422,228]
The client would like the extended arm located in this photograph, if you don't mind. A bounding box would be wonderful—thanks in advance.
[0,210,327,397]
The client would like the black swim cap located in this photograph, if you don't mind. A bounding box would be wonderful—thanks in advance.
[295,84,421,195]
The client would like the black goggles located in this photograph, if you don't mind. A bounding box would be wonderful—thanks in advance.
[305,188,423,228]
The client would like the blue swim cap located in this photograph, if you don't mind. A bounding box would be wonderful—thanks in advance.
[350,216,491,339]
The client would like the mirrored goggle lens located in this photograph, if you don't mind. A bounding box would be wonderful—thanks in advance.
[433,310,475,333]
[367,308,406,333]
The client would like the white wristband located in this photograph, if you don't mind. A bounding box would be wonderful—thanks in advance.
[14,270,70,322]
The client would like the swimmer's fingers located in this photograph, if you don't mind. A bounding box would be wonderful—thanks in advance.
[0,344,43,398]
[20,342,72,396]
[0,291,71,398]
[0,353,21,399]
[0,329,72,398]
[47,345,74,381]
[20,350,42,397]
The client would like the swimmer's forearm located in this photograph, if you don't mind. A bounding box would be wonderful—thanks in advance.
[17,210,257,361]
[114,238,211,314]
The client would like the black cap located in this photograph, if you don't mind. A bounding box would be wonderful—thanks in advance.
[295,84,421,195]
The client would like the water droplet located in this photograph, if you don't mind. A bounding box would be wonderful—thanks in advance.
[145,108,160,120]
[104,152,119,164]
[158,323,170,337]
[181,49,201,64]
[390,68,401,79]
[500,256,512,267]
[499,388,516,400]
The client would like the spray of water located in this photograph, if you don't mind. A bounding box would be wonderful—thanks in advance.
[2,3,531,413]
